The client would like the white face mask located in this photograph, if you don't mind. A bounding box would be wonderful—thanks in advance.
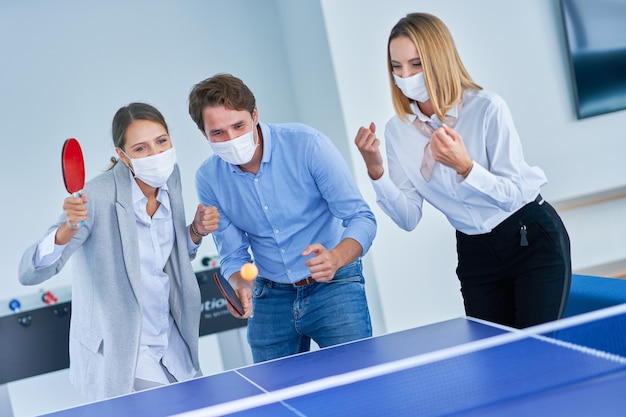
[393,71,430,102]
[208,128,258,166]
[123,146,177,188]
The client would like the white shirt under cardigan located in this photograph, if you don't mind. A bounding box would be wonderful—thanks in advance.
[35,174,199,384]
[372,88,547,235]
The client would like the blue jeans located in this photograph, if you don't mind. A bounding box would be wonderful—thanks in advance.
[247,260,372,363]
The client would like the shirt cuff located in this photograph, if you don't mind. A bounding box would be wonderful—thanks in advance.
[187,226,201,254]
[459,161,491,192]
[370,172,402,202]
[35,228,66,267]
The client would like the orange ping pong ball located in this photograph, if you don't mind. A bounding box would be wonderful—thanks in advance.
[240,263,258,281]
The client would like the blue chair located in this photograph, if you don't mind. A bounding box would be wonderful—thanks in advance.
[563,274,626,317]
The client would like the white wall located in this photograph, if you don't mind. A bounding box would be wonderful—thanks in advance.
[1,0,304,302]
[0,1,307,415]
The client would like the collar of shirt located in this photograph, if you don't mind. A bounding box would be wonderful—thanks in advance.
[409,101,461,127]
[127,169,171,223]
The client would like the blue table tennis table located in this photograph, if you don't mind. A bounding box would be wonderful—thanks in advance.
[40,304,626,417]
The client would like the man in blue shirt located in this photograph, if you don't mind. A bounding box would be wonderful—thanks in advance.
[188,73,377,362]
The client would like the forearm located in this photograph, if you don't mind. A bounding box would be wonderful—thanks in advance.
[330,238,363,269]
[55,221,79,245]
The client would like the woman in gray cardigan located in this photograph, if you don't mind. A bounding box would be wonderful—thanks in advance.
[18,103,219,401]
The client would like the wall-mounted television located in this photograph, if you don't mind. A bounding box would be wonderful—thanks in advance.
[559,0,626,119]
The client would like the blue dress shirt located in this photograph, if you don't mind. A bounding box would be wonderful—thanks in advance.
[196,122,376,284]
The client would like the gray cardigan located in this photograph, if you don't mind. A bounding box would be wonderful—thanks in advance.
[18,162,201,401]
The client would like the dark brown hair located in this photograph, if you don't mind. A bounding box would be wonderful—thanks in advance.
[108,102,168,169]
[188,73,256,132]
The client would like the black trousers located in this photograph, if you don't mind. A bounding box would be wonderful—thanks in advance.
[456,196,571,328]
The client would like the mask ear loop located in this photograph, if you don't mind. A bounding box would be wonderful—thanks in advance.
[252,106,261,147]
[252,124,260,148]
[251,109,260,149]
[117,148,136,175]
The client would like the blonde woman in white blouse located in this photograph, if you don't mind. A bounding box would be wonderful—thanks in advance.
[354,13,571,329]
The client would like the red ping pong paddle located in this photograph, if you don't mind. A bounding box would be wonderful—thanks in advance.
[61,138,85,196]
[213,272,245,316]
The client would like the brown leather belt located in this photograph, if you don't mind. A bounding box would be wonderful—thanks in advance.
[293,277,315,287]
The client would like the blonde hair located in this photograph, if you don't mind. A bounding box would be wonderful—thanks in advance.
[387,13,481,122]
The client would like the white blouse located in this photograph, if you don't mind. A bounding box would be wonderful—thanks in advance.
[372,88,547,235]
